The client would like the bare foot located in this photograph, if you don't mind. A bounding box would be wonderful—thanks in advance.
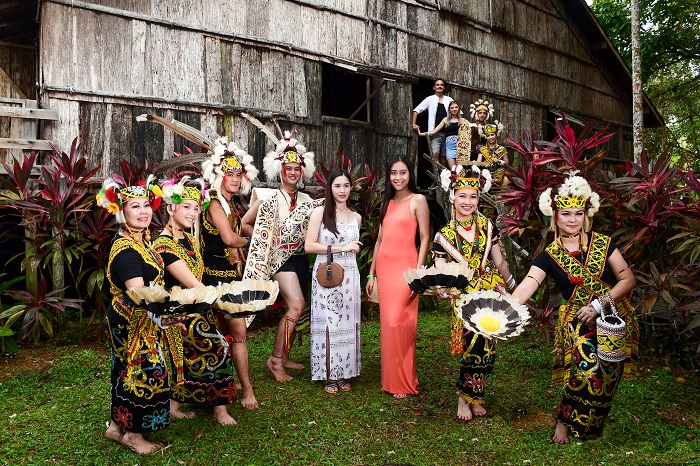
[170,399,195,419]
[239,385,259,410]
[267,355,293,382]
[392,393,407,399]
[457,396,473,421]
[212,405,237,425]
[470,403,487,417]
[551,421,570,444]
[283,359,305,371]
[105,423,162,454]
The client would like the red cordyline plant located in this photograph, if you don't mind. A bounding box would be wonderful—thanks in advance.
[498,116,616,343]
[500,114,613,256]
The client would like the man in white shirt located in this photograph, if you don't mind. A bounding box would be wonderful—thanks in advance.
[412,78,454,161]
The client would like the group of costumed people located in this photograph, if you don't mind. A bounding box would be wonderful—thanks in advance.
[427,163,638,442]
[415,96,509,185]
[365,150,638,444]
[98,107,638,454]
[99,122,346,453]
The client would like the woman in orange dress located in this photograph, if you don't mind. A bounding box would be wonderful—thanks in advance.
[366,154,431,398]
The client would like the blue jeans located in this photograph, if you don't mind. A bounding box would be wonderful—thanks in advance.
[445,135,458,160]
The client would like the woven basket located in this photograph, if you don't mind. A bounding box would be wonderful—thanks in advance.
[596,298,627,362]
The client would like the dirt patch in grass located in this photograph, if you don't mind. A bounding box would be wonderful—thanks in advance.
[510,408,554,432]
[0,326,107,382]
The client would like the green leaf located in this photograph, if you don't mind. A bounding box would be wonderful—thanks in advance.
[38,312,54,338]
[0,304,26,319]
[0,327,14,337]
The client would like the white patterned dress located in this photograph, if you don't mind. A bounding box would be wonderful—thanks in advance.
[310,221,362,381]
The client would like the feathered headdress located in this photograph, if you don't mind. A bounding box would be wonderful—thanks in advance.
[538,171,600,248]
[96,174,162,224]
[469,99,494,121]
[263,131,316,182]
[479,120,504,138]
[538,171,600,219]
[201,137,259,216]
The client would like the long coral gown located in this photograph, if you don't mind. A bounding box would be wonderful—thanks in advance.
[376,196,419,395]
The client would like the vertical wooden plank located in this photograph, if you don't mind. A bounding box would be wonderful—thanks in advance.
[204,36,222,104]
[131,20,149,95]
[107,104,133,165]
[303,60,322,125]
[78,102,106,172]
[238,46,262,109]
[131,105,163,162]
[102,16,132,94]
[40,3,74,88]
[42,98,79,154]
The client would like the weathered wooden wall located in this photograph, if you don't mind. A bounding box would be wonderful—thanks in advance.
[39,0,636,177]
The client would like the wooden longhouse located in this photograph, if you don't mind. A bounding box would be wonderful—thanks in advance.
[1,0,662,186]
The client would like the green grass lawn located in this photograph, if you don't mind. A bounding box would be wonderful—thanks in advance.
[1,304,698,465]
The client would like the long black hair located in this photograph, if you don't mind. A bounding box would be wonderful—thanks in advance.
[379,154,417,225]
[322,169,352,236]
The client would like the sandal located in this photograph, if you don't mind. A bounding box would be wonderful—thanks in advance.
[337,379,351,392]
[323,380,339,394]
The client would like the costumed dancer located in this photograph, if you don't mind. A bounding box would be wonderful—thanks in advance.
[511,173,638,443]
[200,138,260,409]
[305,169,363,393]
[99,175,181,454]
[469,99,494,161]
[477,121,508,187]
[241,131,317,382]
[431,165,516,420]
[365,154,431,398]
[154,176,238,425]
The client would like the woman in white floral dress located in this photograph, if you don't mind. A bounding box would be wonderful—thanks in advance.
[305,169,363,393]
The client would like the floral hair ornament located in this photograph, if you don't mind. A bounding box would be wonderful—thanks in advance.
[263,130,316,182]
[479,120,504,138]
[538,171,600,251]
[469,99,494,121]
[161,176,210,211]
[96,174,162,224]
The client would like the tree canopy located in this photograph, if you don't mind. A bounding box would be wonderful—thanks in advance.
[591,0,700,169]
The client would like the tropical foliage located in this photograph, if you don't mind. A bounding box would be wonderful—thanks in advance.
[591,0,700,171]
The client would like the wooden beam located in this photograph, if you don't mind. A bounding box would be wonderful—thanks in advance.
[0,106,58,120]
[0,66,27,99]
[346,79,388,123]
[0,40,35,50]
[0,138,55,151]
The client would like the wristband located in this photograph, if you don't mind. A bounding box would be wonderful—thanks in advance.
[591,299,602,314]
[506,275,516,291]
[244,237,251,248]
[341,245,345,253]
[367,274,376,279]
